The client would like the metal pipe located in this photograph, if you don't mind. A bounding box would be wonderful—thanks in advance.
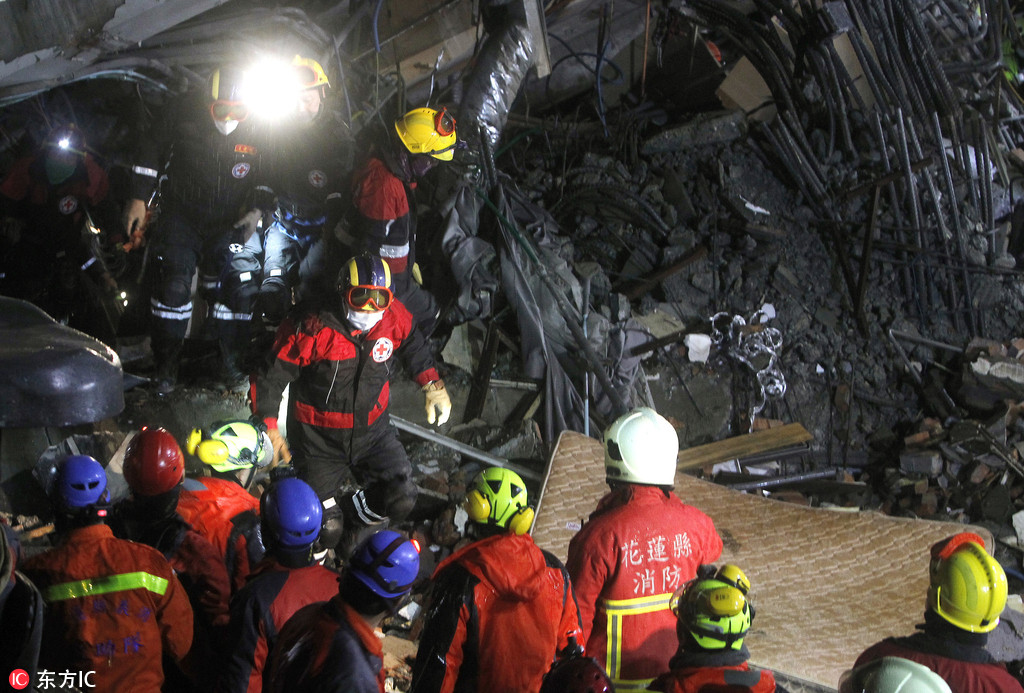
[888,329,964,354]
[390,415,542,481]
[727,468,838,491]
[933,112,979,335]
[581,273,592,438]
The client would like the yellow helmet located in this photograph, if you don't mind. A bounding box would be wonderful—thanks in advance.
[394,107,457,161]
[291,54,330,89]
[670,564,753,651]
[926,533,1007,633]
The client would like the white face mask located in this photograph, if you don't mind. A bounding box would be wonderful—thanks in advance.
[346,308,384,331]
[214,119,239,136]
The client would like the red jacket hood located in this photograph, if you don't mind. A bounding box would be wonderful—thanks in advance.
[435,533,548,602]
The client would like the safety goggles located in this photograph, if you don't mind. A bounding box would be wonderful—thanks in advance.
[434,106,456,136]
[347,285,393,312]
[210,100,251,123]
[293,65,322,89]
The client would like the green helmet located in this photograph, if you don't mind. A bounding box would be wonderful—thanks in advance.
[186,420,272,473]
[672,564,753,651]
[839,657,952,693]
[463,467,534,535]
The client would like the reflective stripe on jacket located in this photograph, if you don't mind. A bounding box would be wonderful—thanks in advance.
[566,485,723,689]
[352,156,413,275]
[22,524,193,693]
[252,303,438,459]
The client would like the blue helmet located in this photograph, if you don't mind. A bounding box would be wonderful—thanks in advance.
[349,529,420,598]
[53,455,109,511]
[261,478,323,549]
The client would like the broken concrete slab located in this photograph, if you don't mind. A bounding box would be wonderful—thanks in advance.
[640,110,748,154]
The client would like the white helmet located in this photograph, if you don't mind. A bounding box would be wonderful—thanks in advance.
[604,407,679,486]
[838,657,952,693]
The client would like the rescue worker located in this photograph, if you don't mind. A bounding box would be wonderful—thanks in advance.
[251,254,452,558]
[839,657,952,693]
[182,419,270,592]
[852,532,1023,692]
[410,467,583,693]
[566,407,723,690]
[219,475,340,693]
[349,105,459,336]
[0,124,119,342]
[649,564,779,693]
[117,426,233,691]
[257,54,352,324]
[123,64,270,394]
[265,529,420,693]
[22,454,193,692]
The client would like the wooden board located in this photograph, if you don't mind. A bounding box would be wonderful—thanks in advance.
[677,422,812,470]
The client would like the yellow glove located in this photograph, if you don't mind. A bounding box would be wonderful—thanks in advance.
[411,262,424,286]
[267,428,292,465]
[423,379,451,426]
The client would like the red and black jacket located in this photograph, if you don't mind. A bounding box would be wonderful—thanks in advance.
[219,556,340,693]
[252,300,438,459]
[0,153,111,275]
[351,156,415,276]
[266,596,386,693]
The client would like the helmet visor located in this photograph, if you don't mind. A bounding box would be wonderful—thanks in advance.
[434,107,456,136]
[210,100,251,123]
[347,286,393,312]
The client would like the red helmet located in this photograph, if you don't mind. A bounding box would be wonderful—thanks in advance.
[123,427,185,496]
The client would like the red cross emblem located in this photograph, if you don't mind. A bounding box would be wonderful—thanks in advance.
[232,162,251,179]
[58,195,78,214]
[308,169,326,188]
[372,337,394,363]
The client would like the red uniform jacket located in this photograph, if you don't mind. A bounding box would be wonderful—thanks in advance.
[219,557,340,693]
[266,596,386,693]
[252,304,438,459]
[566,485,723,690]
[650,663,777,692]
[21,524,193,693]
[410,533,583,693]
[856,636,1024,693]
[352,156,413,275]
[178,476,264,594]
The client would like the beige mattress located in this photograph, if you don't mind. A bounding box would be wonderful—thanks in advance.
[531,431,993,689]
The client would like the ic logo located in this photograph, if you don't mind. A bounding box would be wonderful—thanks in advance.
[9,669,29,689]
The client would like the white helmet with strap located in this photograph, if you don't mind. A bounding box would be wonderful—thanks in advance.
[604,407,679,486]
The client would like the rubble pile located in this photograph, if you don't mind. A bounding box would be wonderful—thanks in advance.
[451,0,1024,542]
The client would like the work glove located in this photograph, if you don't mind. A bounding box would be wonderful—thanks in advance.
[267,427,292,466]
[423,379,452,426]
[121,198,149,251]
